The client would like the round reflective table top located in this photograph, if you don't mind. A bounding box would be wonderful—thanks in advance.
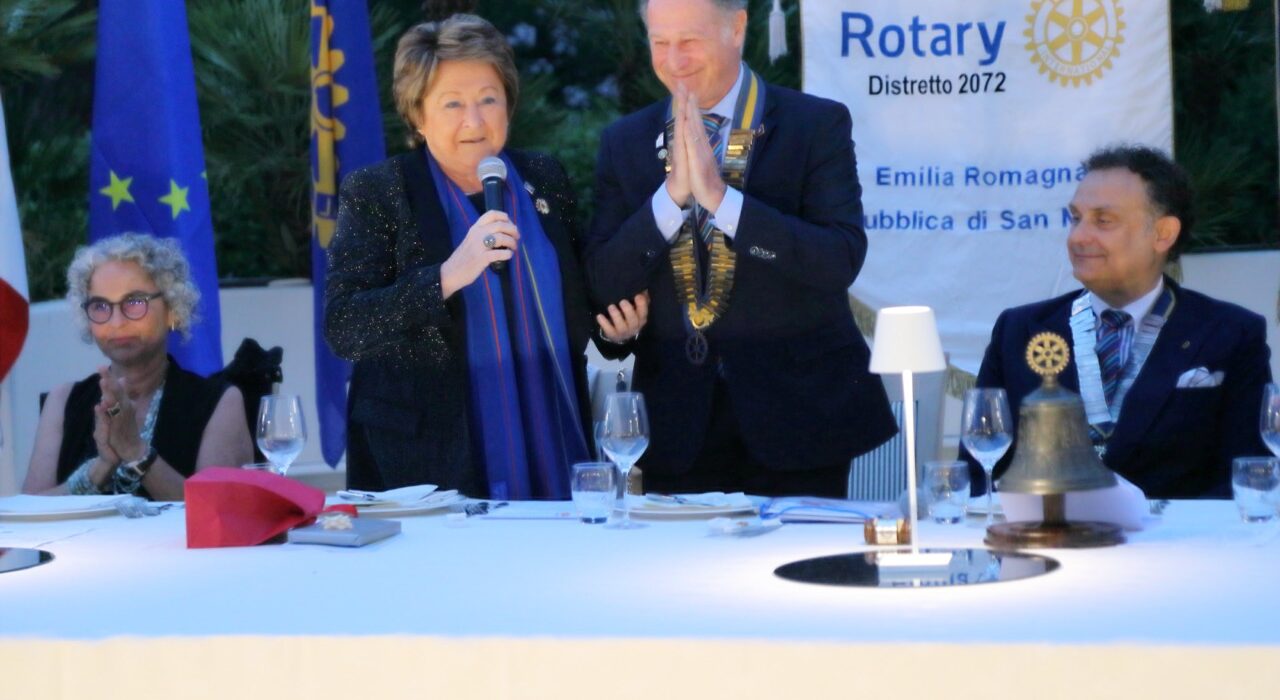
[0,548,55,575]
[774,547,1059,588]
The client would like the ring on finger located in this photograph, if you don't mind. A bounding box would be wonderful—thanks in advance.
[483,234,497,249]
[106,403,122,418]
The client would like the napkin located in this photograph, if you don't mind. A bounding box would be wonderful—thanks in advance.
[759,496,898,523]
[185,467,326,548]
[336,484,438,506]
[999,473,1149,531]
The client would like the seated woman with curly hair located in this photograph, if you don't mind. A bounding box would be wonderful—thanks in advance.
[23,234,253,500]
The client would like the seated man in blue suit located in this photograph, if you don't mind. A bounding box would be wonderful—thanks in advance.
[969,145,1273,498]
[584,0,896,497]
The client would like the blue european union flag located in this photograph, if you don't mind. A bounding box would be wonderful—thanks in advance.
[311,0,386,466]
[88,0,222,377]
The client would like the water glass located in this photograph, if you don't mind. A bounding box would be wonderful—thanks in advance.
[1261,383,1280,458]
[600,392,649,530]
[926,460,970,524]
[256,394,307,476]
[571,462,617,524]
[1232,457,1280,523]
[961,388,1013,526]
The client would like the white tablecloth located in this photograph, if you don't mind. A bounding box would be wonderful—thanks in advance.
[2,501,1279,698]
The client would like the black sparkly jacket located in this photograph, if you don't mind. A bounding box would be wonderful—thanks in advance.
[324,149,618,493]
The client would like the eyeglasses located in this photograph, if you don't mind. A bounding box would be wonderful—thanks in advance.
[82,292,165,325]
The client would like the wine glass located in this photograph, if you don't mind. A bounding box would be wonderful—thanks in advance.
[961,388,1014,526]
[256,394,307,476]
[1262,383,1280,458]
[600,392,649,530]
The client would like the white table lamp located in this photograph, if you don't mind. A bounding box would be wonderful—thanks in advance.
[869,306,946,556]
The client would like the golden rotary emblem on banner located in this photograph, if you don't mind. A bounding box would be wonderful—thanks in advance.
[1024,0,1125,87]
[310,2,349,249]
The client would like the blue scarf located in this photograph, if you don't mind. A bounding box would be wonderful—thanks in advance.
[426,150,588,499]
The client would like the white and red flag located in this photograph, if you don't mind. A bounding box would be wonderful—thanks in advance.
[0,94,29,383]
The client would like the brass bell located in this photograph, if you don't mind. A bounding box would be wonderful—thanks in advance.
[986,333,1125,549]
[997,382,1117,494]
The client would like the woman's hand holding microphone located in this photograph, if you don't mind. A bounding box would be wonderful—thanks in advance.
[440,211,520,299]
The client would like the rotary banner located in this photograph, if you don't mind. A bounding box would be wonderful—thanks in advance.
[801,0,1173,375]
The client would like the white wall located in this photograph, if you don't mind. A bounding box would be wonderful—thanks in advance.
[3,250,1278,494]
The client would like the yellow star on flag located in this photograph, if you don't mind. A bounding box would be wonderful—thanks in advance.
[159,179,191,219]
[99,171,135,210]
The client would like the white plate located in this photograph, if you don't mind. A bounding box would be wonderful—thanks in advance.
[339,492,466,518]
[0,500,123,522]
[628,502,757,519]
[335,484,438,506]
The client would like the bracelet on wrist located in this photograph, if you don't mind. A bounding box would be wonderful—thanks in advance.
[67,458,106,495]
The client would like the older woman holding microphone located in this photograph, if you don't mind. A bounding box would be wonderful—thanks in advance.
[325,14,646,499]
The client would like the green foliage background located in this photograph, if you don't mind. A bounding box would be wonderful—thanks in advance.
[2,0,1276,302]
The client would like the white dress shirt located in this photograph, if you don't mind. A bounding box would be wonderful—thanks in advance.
[1089,277,1164,366]
[650,64,747,242]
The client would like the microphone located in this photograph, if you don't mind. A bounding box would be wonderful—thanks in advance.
[478,156,508,272]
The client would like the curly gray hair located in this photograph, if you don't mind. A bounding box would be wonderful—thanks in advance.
[65,233,201,342]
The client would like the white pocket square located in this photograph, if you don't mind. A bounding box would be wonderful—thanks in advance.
[1176,367,1223,389]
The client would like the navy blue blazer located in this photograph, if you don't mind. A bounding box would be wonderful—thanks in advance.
[968,278,1273,499]
[584,81,896,475]
[325,149,614,493]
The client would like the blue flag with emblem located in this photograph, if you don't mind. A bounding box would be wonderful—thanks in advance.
[311,0,386,466]
[88,0,222,377]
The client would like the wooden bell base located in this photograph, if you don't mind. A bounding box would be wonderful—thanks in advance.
[985,520,1125,549]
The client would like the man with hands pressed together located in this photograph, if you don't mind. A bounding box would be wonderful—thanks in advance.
[585,0,895,497]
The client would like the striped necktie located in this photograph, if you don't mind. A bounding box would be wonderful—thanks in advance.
[1096,309,1132,406]
[694,113,729,243]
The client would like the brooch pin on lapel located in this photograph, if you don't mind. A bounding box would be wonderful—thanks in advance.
[523,181,550,214]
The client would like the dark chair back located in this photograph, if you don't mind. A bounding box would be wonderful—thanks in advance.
[211,338,283,463]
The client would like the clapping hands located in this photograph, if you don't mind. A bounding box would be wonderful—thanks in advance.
[598,291,650,343]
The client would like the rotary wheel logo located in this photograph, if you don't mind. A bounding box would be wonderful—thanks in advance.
[311,8,349,142]
[310,3,348,248]
[1024,0,1125,87]
[1025,332,1070,378]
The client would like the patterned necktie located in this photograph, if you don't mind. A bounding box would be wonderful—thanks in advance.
[1096,309,1132,405]
[694,113,729,243]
